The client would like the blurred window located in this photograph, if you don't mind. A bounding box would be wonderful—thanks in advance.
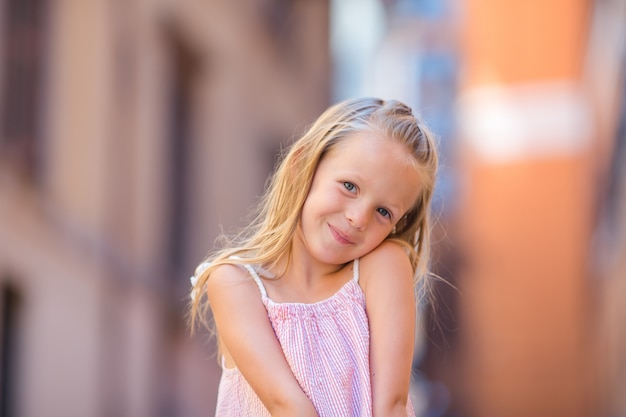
[605,76,626,232]
[394,0,449,17]
[416,51,458,215]
[165,28,200,281]
[0,0,46,178]
[0,284,22,417]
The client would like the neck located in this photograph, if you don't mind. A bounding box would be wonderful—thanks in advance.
[278,228,347,284]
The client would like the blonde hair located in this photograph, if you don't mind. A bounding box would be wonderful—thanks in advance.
[189,97,439,331]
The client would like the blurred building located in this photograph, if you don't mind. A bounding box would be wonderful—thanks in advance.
[452,0,625,416]
[0,0,330,416]
[351,0,625,416]
[591,3,626,413]
[2,0,626,417]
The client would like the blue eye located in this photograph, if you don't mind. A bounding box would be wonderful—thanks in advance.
[343,182,356,192]
[377,208,391,218]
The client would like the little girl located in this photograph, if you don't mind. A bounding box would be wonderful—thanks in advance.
[189,97,439,417]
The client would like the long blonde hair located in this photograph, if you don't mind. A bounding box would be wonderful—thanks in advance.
[189,97,439,331]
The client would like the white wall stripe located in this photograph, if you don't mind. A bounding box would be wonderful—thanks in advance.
[457,81,593,163]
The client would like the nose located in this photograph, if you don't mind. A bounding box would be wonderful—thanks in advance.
[346,204,369,230]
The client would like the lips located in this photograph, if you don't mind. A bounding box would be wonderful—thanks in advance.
[328,224,355,245]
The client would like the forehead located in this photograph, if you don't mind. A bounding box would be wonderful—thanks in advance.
[320,132,422,207]
[326,131,415,168]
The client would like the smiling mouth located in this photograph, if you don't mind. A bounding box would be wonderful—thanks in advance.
[328,224,354,245]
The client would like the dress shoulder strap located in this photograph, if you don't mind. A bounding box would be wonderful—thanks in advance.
[240,263,268,298]
[353,258,360,283]
[228,256,269,299]
[194,261,212,277]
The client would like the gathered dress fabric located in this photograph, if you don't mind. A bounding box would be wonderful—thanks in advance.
[213,259,415,417]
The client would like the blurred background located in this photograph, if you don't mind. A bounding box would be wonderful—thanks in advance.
[0,0,624,416]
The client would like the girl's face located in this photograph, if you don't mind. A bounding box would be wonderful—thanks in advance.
[297,131,422,266]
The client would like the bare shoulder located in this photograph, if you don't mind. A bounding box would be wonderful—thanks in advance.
[205,262,259,299]
[360,241,413,276]
[359,241,414,291]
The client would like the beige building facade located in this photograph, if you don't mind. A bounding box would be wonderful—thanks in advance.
[0,1,330,416]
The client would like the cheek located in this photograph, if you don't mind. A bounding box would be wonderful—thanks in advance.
[366,226,391,246]
[308,186,341,213]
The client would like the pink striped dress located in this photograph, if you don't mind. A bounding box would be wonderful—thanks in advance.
[213,259,416,416]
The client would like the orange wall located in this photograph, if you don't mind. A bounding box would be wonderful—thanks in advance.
[463,0,589,85]
[457,1,595,416]
[457,157,594,417]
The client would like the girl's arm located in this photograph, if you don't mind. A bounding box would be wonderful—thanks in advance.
[206,264,318,417]
[361,241,416,417]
